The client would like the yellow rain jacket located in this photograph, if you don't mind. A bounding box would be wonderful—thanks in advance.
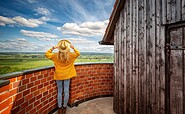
[45,48,80,80]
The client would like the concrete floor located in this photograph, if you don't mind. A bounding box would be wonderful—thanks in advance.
[53,97,116,114]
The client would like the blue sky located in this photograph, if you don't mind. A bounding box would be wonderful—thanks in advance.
[0,0,115,53]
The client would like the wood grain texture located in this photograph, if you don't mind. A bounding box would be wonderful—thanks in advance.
[112,0,185,114]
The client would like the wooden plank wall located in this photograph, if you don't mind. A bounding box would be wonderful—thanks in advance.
[113,0,185,114]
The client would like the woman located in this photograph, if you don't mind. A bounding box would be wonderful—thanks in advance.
[45,40,80,114]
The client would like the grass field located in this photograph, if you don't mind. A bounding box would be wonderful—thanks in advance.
[0,56,113,74]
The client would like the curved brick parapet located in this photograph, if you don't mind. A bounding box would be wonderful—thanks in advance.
[0,63,113,114]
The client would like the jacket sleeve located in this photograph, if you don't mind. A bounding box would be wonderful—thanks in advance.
[45,49,54,60]
[72,48,80,58]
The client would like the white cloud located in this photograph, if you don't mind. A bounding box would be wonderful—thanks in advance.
[39,16,51,21]
[13,16,43,28]
[0,16,46,28]
[28,0,38,3]
[61,37,113,53]
[0,16,16,26]
[35,7,51,16]
[20,29,58,41]
[0,38,52,52]
[57,20,109,37]
[64,37,94,44]
[0,38,35,51]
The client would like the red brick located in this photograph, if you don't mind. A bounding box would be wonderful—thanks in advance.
[25,74,33,79]
[43,99,48,105]
[9,78,16,83]
[22,78,29,85]
[29,97,35,104]
[34,90,39,96]
[9,88,18,97]
[41,96,46,102]
[17,76,23,81]
[34,100,40,107]
[16,93,23,100]
[0,85,9,93]
[30,107,36,114]
[25,93,33,101]
[16,98,24,106]
[11,106,20,114]
[41,78,46,83]
[23,89,30,96]
[1,107,9,114]
[19,85,26,92]
[0,92,9,102]
[21,101,28,108]
[35,80,40,85]
[26,104,33,112]
[13,81,20,88]
[37,104,42,110]
[27,82,33,88]
[43,91,48,96]
[44,82,49,86]
[38,74,43,79]
[0,98,9,111]
[34,71,41,76]
[17,109,25,114]
[36,94,42,100]
[38,84,43,89]
[31,86,37,92]
[31,77,36,82]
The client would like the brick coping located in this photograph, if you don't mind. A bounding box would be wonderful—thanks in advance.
[0,62,113,87]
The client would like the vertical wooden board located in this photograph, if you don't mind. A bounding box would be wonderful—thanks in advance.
[138,0,145,113]
[126,1,131,113]
[182,0,185,20]
[123,5,127,114]
[183,27,185,114]
[132,0,137,113]
[175,0,182,21]
[146,0,151,113]
[155,0,161,113]
[135,0,139,113]
[129,0,134,113]
[170,28,183,114]
[171,0,176,23]
[113,25,118,113]
[162,0,167,24]
[143,0,147,113]
[166,0,172,23]
[170,28,183,47]
[113,29,116,113]
[159,26,166,114]
[120,11,125,114]
[170,50,183,114]
[118,15,123,114]
[150,0,156,113]
[116,23,120,114]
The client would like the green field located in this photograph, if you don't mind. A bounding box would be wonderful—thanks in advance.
[0,52,113,74]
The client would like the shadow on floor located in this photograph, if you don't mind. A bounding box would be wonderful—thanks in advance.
[53,97,115,114]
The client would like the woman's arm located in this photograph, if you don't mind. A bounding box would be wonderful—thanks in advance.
[45,46,58,60]
[70,44,80,58]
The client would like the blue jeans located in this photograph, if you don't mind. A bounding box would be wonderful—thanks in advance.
[56,79,70,108]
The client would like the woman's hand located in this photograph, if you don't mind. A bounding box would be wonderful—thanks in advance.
[70,44,74,49]
[51,45,58,50]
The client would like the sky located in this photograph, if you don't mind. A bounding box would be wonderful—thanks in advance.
[0,0,115,53]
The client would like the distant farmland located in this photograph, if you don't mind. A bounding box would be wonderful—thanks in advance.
[0,52,113,74]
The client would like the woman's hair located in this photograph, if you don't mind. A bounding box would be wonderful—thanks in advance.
[57,40,70,62]
[58,51,70,62]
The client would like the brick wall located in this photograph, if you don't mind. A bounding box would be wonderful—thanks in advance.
[0,63,113,114]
